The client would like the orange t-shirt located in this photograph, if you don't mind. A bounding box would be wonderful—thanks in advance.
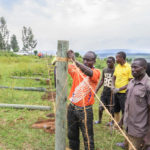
[68,64,100,107]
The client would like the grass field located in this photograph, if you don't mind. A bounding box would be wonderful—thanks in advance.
[0,52,124,150]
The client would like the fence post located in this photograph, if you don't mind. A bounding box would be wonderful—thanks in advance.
[55,40,69,150]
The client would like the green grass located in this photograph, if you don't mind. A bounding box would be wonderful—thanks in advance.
[0,53,124,150]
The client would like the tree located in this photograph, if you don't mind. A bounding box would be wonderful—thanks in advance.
[34,50,38,56]
[0,17,9,50]
[10,34,19,52]
[75,52,81,57]
[0,33,3,49]
[22,26,37,52]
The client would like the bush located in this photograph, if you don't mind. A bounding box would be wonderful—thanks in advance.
[0,55,39,64]
[0,51,18,56]
[95,58,106,69]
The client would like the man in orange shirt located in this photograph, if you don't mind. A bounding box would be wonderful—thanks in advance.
[67,50,100,150]
[38,52,42,58]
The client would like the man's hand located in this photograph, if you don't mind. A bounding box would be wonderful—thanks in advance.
[111,85,115,91]
[144,132,150,149]
[67,50,75,61]
[113,88,119,94]
[111,86,119,94]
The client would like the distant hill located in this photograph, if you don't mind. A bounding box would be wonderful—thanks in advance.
[95,49,150,54]
[95,49,150,62]
[95,49,149,56]
[95,49,136,54]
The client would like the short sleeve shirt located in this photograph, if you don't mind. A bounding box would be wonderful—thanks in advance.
[113,62,133,93]
[68,64,100,107]
[123,74,150,137]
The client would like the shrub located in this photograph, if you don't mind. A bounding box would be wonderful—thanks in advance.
[0,51,18,57]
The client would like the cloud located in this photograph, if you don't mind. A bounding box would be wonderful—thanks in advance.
[0,0,150,53]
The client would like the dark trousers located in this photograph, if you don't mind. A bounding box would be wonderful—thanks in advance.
[125,133,146,150]
[114,93,126,114]
[67,103,94,150]
[100,93,114,115]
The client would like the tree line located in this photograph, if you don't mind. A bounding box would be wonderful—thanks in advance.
[0,16,37,52]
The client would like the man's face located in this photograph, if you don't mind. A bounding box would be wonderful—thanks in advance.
[107,58,114,68]
[131,60,146,78]
[116,54,123,64]
[83,52,95,68]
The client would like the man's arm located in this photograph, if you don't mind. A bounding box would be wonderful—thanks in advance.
[75,61,93,77]
[118,84,128,92]
[144,83,150,150]
[112,77,132,93]
[144,106,150,149]
[112,75,116,88]
[67,50,93,77]
[117,78,132,92]
[95,71,104,93]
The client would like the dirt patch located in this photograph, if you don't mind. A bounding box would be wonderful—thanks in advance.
[32,119,55,134]
[46,79,50,85]
[0,142,6,149]
[41,91,56,101]
[0,119,7,125]
[46,113,55,118]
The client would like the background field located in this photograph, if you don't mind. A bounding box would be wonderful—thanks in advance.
[0,52,124,150]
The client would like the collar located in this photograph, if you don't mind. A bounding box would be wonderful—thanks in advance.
[118,61,128,67]
[132,74,149,85]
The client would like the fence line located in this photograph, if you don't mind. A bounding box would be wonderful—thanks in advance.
[0,103,50,110]
[0,86,46,92]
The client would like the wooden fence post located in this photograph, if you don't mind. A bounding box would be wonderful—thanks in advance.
[55,40,69,150]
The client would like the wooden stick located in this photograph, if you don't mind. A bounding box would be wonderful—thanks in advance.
[55,40,68,150]
[0,103,50,110]
[0,86,46,92]
[11,76,48,81]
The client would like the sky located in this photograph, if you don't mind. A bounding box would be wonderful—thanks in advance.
[0,0,150,54]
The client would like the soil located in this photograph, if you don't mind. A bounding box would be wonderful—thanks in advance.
[32,118,55,134]
[41,91,56,101]
[46,113,55,118]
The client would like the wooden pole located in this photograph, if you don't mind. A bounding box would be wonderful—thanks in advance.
[0,103,50,110]
[11,76,48,81]
[0,86,46,92]
[55,40,68,150]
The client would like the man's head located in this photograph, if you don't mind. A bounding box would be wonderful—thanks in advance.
[107,56,115,69]
[116,51,126,65]
[146,62,150,77]
[131,58,147,79]
[83,51,96,68]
